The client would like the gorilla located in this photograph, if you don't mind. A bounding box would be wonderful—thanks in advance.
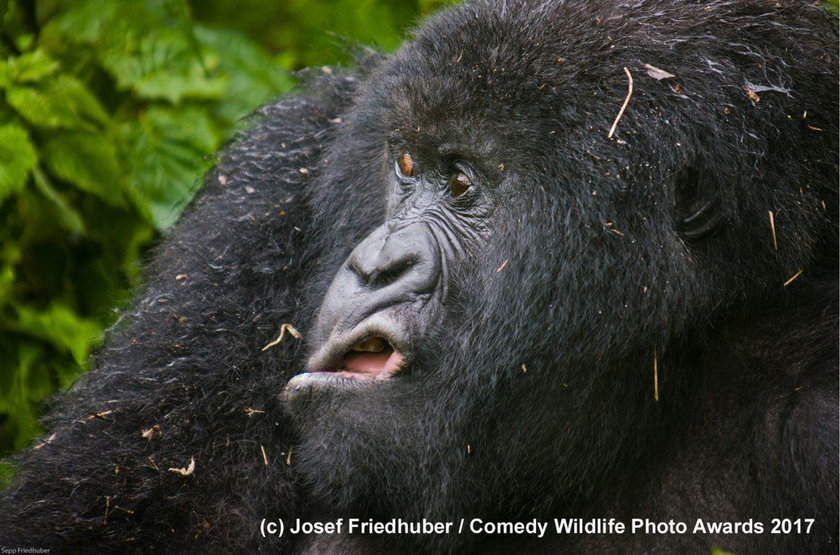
[0,0,836,553]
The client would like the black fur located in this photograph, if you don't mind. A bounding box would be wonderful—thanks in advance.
[1,1,837,553]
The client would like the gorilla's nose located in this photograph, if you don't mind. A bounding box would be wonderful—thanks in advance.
[348,225,424,288]
[315,223,439,339]
[346,223,438,297]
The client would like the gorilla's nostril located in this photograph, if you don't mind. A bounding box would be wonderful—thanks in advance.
[372,257,416,287]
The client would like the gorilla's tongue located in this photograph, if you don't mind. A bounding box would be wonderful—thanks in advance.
[339,339,404,379]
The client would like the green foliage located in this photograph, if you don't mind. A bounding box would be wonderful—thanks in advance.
[0,124,37,202]
[191,0,459,69]
[0,0,456,484]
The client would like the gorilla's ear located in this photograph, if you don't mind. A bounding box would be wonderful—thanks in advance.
[673,166,724,240]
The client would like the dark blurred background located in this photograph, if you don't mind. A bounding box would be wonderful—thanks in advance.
[0,0,456,481]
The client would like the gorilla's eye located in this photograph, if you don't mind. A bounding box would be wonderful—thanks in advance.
[397,152,415,178]
[449,172,472,197]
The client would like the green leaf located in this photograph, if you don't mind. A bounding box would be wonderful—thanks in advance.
[121,106,219,228]
[134,62,228,104]
[0,261,16,301]
[52,75,110,126]
[52,0,224,104]
[43,131,125,207]
[10,304,102,366]
[0,124,37,204]
[0,59,9,89]
[195,25,293,124]
[7,49,60,84]
[15,35,35,53]
[30,166,87,235]
[99,25,226,103]
[6,76,109,129]
[0,343,44,450]
[49,0,121,43]
[7,85,80,129]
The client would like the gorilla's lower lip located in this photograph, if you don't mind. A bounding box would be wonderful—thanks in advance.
[282,372,376,398]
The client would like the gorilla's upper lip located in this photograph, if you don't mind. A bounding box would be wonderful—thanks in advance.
[283,313,409,395]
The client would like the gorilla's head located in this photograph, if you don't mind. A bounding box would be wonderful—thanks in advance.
[282,0,834,524]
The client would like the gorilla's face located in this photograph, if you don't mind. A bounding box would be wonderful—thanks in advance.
[286,140,495,395]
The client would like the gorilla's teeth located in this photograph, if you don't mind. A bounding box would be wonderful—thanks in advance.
[351,338,388,353]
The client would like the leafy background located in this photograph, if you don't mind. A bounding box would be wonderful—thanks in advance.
[0,0,456,483]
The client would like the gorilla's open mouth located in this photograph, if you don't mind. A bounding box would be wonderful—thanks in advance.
[338,337,405,377]
[283,323,407,399]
